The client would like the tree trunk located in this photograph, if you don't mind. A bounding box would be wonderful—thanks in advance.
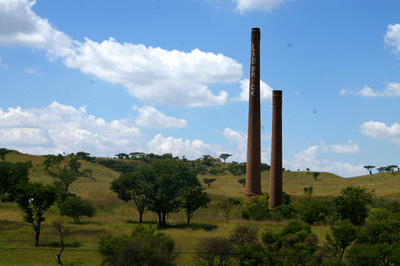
[34,225,40,247]
[139,210,143,223]
[157,211,162,226]
[161,212,167,227]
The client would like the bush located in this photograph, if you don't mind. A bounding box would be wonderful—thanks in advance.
[238,243,266,266]
[295,195,331,225]
[59,196,96,224]
[193,236,235,266]
[229,224,260,248]
[99,224,178,266]
[241,194,270,221]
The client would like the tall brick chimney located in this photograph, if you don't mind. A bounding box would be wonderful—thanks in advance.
[269,90,283,210]
[245,28,262,202]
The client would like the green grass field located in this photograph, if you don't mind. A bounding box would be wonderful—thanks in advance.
[0,151,398,265]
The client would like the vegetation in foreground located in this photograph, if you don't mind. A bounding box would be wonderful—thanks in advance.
[1,149,400,265]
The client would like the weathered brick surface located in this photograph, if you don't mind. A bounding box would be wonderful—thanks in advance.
[245,28,262,202]
[269,90,283,210]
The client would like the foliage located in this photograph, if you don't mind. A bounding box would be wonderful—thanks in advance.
[43,154,64,169]
[238,178,246,187]
[260,221,319,265]
[312,172,320,181]
[59,196,96,224]
[229,224,260,248]
[347,243,400,266]
[97,158,140,173]
[99,224,178,266]
[218,197,241,222]
[0,148,13,162]
[219,153,232,163]
[141,159,201,227]
[364,165,375,175]
[333,186,375,226]
[238,243,266,266]
[303,186,313,195]
[260,163,270,171]
[203,178,216,188]
[53,167,79,203]
[193,236,235,266]
[0,161,30,201]
[295,195,330,225]
[241,194,270,221]
[180,187,210,225]
[227,161,246,176]
[325,220,357,263]
[16,182,58,246]
[110,170,148,223]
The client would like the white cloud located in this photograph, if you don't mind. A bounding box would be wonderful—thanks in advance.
[330,140,360,154]
[284,145,366,177]
[0,0,75,58]
[340,83,400,98]
[0,102,144,156]
[223,127,247,162]
[63,38,241,106]
[147,134,222,159]
[0,0,242,107]
[235,0,289,13]
[359,121,400,146]
[0,57,8,69]
[384,24,400,58]
[23,67,37,74]
[233,79,273,103]
[132,105,187,128]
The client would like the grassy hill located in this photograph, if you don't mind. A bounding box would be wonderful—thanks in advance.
[0,151,398,265]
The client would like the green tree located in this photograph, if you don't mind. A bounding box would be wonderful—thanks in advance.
[16,182,57,246]
[303,186,313,195]
[218,198,241,222]
[141,159,201,227]
[312,172,320,181]
[306,168,310,174]
[241,194,270,221]
[59,196,96,224]
[110,169,150,223]
[203,178,216,188]
[115,153,130,159]
[53,167,79,203]
[219,153,232,163]
[194,236,235,266]
[68,156,81,173]
[0,148,12,162]
[387,165,398,175]
[364,165,375,175]
[181,187,210,225]
[0,161,30,201]
[238,178,246,188]
[333,186,375,226]
[325,220,357,263]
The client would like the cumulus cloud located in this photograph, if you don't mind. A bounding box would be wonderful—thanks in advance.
[0,0,75,57]
[233,79,273,103]
[359,121,400,146]
[330,140,360,153]
[340,83,400,98]
[384,24,400,57]
[283,145,365,177]
[132,105,187,128]
[235,0,289,13]
[147,134,222,159]
[0,0,242,107]
[0,102,144,156]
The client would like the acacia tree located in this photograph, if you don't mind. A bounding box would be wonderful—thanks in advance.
[53,167,79,203]
[219,153,232,163]
[181,187,210,225]
[203,178,216,188]
[0,161,30,201]
[142,159,202,227]
[59,196,96,224]
[364,165,375,175]
[110,169,150,223]
[16,182,57,246]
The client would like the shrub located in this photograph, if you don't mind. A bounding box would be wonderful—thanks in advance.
[193,236,235,266]
[241,194,270,221]
[229,224,260,248]
[295,195,330,225]
[59,196,96,224]
[99,224,178,266]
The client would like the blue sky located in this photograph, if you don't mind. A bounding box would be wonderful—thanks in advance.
[1,0,400,177]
